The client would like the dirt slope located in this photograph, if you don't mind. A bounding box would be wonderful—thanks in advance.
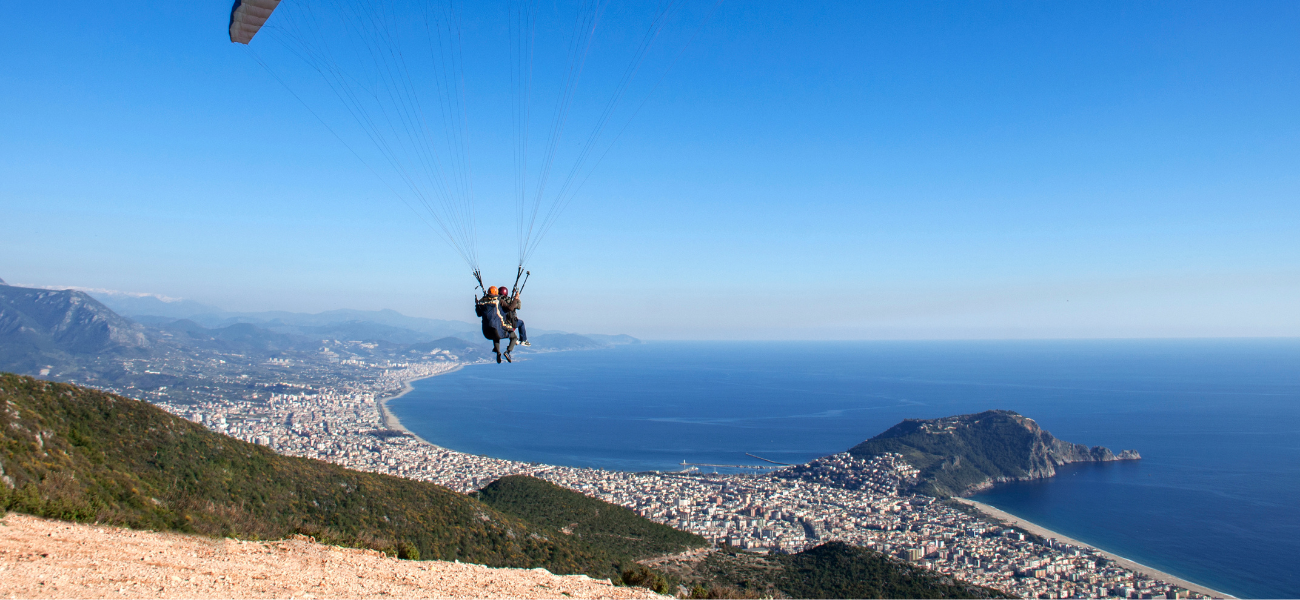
[0,513,665,599]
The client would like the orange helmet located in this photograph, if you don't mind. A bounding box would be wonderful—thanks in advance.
[487,286,498,295]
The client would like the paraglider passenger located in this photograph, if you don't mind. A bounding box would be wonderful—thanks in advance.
[500,286,529,347]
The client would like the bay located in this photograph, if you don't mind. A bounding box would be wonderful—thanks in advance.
[387,340,1300,598]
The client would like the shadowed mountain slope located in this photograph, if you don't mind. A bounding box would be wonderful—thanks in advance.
[0,286,149,373]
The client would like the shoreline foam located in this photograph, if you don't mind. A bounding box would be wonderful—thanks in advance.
[954,498,1234,599]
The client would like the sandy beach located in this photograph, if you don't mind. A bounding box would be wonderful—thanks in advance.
[377,365,463,446]
[953,498,1234,599]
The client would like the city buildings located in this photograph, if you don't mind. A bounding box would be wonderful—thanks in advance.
[126,355,1207,600]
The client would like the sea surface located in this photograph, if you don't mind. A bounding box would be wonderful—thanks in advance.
[387,340,1300,598]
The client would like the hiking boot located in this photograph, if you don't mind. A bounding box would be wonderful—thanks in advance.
[495,352,502,364]
[503,352,513,363]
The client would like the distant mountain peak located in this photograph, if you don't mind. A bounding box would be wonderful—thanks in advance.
[0,283,151,375]
[0,276,7,285]
[84,291,222,320]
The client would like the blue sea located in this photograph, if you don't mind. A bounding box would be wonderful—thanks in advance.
[387,340,1300,598]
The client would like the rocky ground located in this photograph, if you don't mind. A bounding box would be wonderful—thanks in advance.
[0,513,665,599]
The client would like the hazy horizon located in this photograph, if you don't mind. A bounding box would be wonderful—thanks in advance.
[5,279,1295,343]
[4,1,1298,340]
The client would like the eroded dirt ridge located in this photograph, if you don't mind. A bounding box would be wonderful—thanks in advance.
[0,513,665,599]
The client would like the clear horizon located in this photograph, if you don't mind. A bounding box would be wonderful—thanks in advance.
[3,1,1298,340]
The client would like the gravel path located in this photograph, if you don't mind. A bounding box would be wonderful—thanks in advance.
[0,513,665,599]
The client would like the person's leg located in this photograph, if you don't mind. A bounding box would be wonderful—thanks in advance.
[516,319,527,343]
[506,330,518,354]
[493,339,502,363]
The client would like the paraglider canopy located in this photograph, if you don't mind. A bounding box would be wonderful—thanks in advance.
[229,0,281,44]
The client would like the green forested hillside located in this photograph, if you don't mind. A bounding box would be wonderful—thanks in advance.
[0,373,637,578]
[654,543,1009,599]
[775,542,1007,599]
[476,475,709,560]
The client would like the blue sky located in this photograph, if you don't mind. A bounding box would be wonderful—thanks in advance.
[2,1,1297,339]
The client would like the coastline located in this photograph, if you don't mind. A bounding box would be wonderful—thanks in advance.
[953,498,1234,599]
[369,359,1237,600]
[377,364,464,448]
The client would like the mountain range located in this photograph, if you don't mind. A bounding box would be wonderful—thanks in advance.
[87,290,638,348]
[0,280,638,384]
[0,283,150,375]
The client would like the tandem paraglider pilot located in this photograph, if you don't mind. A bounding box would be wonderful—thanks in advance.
[475,286,525,364]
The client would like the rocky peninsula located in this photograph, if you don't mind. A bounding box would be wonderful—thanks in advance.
[846,410,1141,497]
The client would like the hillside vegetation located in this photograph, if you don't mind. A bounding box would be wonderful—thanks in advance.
[849,410,1139,497]
[476,475,709,561]
[0,373,685,580]
[776,542,1007,599]
[651,543,1008,599]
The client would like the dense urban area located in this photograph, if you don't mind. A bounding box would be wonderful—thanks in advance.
[102,351,1210,600]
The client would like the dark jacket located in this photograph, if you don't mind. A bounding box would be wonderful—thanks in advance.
[475,296,507,341]
[500,296,521,327]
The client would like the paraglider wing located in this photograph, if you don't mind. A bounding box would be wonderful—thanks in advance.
[229,0,281,44]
